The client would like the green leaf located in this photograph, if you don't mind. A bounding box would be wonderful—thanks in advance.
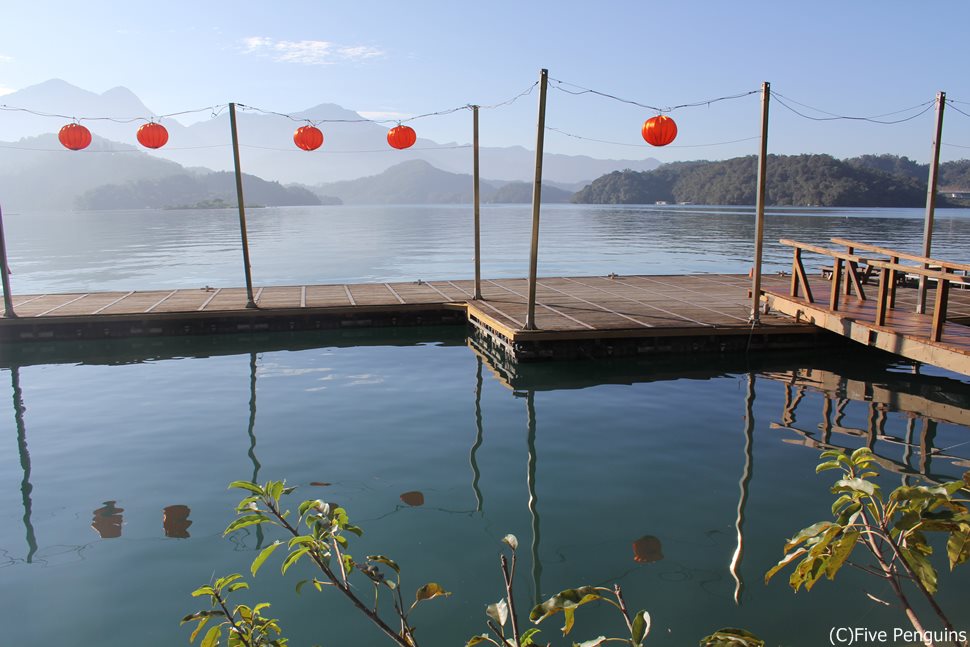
[764,547,808,584]
[832,478,880,499]
[835,502,862,526]
[947,523,970,569]
[189,616,210,643]
[191,585,216,598]
[816,460,842,474]
[466,635,492,647]
[341,553,355,576]
[225,514,269,536]
[226,582,249,593]
[901,548,938,594]
[414,582,451,603]
[520,628,541,646]
[253,603,271,615]
[783,522,834,552]
[699,627,765,646]
[849,447,875,465]
[252,541,283,577]
[214,574,242,589]
[631,609,651,646]
[485,599,508,627]
[281,547,310,575]
[181,611,226,625]
[295,580,309,595]
[367,555,401,574]
[573,637,607,647]
[201,625,222,647]
[228,481,264,495]
[825,530,859,579]
[529,586,604,625]
[268,481,284,502]
[502,534,518,551]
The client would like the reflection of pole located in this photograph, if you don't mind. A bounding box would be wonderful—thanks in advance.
[525,69,549,331]
[902,416,916,487]
[470,355,484,512]
[919,418,938,477]
[472,105,483,300]
[730,373,755,605]
[750,81,771,324]
[526,390,542,604]
[247,352,264,548]
[917,91,946,314]
[229,102,257,309]
[11,367,37,562]
[0,205,17,317]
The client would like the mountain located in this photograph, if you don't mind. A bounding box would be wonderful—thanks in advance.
[312,160,574,204]
[573,154,937,207]
[0,80,661,185]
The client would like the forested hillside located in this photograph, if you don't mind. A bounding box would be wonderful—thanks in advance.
[572,154,963,207]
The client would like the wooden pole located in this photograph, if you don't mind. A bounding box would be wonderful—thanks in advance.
[0,204,16,317]
[525,69,549,330]
[750,82,771,324]
[916,91,946,314]
[472,105,482,300]
[229,102,257,309]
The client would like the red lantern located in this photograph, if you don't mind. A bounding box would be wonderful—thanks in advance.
[387,124,416,150]
[293,125,324,151]
[641,115,677,147]
[58,123,92,150]
[136,122,169,149]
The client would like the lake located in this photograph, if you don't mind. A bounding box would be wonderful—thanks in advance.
[1,204,969,646]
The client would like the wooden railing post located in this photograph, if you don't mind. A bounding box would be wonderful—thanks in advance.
[829,257,843,311]
[931,269,951,342]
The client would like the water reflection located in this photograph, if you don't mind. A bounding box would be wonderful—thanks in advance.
[9,367,37,562]
[400,491,425,507]
[632,535,664,564]
[91,501,124,539]
[163,505,192,538]
[730,374,755,605]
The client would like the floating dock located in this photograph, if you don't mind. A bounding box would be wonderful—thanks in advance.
[0,274,829,360]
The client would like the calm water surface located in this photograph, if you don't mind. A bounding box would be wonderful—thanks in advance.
[1,205,969,646]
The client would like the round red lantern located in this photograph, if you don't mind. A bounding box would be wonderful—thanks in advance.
[58,123,92,150]
[293,125,324,151]
[641,115,677,147]
[136,122,169,149]
[387,124,416,150]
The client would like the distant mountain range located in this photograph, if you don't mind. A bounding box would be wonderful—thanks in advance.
[0,79,662,185]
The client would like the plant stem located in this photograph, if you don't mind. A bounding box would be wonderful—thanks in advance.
[265,500,413,647]
[613,584,634,635]
[501,554,521,646]
[214,590,253,647]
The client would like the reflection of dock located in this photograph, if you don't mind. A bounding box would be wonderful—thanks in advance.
[0,275,825,362]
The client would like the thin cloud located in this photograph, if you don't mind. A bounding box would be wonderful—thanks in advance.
[0,86,15,96]
[0,54,13,63]
[242,36,383,65]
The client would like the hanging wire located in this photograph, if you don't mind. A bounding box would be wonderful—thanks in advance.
[771,92,935,124]
[241,143,472,154]
[548,77,759,113]
[546,126,760,149]
[0,142,230,153]
[942,142,970,150]
[0,103,226,124]
[945,101,970,119]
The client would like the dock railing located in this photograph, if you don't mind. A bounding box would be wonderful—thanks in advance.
[778,238,970,343]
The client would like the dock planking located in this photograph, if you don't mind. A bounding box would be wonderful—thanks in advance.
[0,274,833,362]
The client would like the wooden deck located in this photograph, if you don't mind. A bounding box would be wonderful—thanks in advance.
[0,274,828,360]
[765,274,970,376]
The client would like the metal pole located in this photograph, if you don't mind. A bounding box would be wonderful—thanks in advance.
[0,204,17,317]
[750,82,771,323]
[472,105,483,300]
[229,103,257,309]
[917,91,946,314]
[525,69,549,330]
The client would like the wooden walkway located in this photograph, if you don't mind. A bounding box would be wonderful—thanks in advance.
[765,275,970,376]
[0,274,826,360]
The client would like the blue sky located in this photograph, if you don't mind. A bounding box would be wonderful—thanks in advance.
[1,0,969,163]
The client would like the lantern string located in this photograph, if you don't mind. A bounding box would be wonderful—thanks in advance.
[548,78,759,113]
[942,142,970,150]
[771,93,935,124]
[241,143,473,154]
[0,103,227,124]
[546,126,760,149]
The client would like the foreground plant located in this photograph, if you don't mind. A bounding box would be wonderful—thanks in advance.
[766,448,970,644]
[184,480,761,647]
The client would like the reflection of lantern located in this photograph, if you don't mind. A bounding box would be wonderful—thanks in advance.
[92,500,125,538]
[163,504,192,538]
[632,535,663,563]
[59,123,92,150]
[387,125,417,150]
[294,125,324,151]
[641,115,677,147]
[137,122,169,149]
[400,491,424,506]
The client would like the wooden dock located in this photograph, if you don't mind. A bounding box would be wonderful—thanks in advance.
[0,274,829,361]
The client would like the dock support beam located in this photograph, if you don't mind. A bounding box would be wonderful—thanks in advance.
[472,105,482,300]
[525,69,549,330]
[0,204,16,318]
[229,102,257,309]
[750,81,770,324]
[917,91,946,314]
